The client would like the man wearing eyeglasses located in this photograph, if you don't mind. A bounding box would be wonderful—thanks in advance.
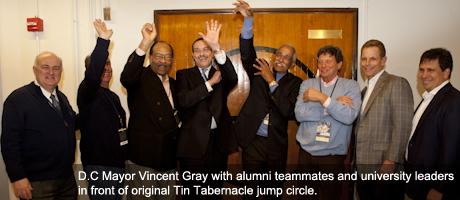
[121,22,180,200]
[232,1,302,199]
[175,19,238,200]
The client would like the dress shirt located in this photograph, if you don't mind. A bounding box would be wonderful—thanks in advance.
[361,69,385,115]
[256,72,286,137]
[321,75,339,115]
[405,80,449,160]
[241,17,254,39]
[157,74,174,108]
[34,80,58,103]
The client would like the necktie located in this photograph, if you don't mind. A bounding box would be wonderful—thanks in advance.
[50,94,62,114]
[201,68,208,81]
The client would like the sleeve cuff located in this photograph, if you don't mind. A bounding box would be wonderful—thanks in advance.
[322,97,332,108]
[214,52,227,65]
[205,81,213,92]
[135,48,146,56]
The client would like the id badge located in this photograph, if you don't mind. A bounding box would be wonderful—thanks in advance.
[119,128,128,146]
[316,122,331,142]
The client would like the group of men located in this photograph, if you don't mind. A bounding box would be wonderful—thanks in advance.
[1,1,459,200]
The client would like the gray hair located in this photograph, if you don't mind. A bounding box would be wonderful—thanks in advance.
[34,51,63,69]
[278,44,297,63]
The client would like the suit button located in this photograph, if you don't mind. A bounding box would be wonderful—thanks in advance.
[159,117,163,121]
[157,102,161,105]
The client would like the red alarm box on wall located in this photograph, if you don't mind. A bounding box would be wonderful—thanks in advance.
[27,18,43,32]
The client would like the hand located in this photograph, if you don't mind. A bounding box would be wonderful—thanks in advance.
[13,178,33,200]
[138,23,157,52]
[254,58,276,83]
[232,0,253,18]
[336,96,354,106]
[93,19,113,40]
[302,88,328,104]
[208,71,222,86]
[198,19,222,51]
[379,159,396,174]
[427,188,443,200]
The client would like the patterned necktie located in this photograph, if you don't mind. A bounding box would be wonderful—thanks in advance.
[50,94,62,114]
[201,68,208,81]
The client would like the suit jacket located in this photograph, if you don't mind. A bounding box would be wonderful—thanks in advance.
[235,36,302,161]
[175,56,238,159]
[1,83,76,182]
[406,83,460,200]
[355,71,413,174]
[121,51,179,171]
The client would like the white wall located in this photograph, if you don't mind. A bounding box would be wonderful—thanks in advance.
[1,0,460,199]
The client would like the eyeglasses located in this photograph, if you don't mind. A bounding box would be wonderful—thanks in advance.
[275,52,293,62]
[193,47,212,54]
[153,53,173,61]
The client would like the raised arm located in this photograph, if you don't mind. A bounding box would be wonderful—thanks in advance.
[78,19,112,103]
[120,23,156,88]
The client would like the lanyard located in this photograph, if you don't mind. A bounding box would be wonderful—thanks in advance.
[319,77,338,98]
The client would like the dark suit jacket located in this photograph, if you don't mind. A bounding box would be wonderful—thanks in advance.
[121,51,179,171]
[1,83,76,182]
[406,83,460,200]
[235,36,302,161]
[175,56,238,159]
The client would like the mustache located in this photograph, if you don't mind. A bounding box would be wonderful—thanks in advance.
[274,61,286,68]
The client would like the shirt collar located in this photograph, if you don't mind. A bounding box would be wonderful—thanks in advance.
[321,75,339,87]
[423,80,450,99]
[365,69,385,88]
[157,74,169,83]
[34,80,57,100]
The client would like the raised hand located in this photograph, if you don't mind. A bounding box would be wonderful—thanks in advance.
[198,19,222,51]
[93,19,113,40]
[232,0,253,18]
[138,23,157,52]
[254,58,276,83]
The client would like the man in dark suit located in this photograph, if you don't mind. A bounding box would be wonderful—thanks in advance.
[406,48,460,200]
[176,19,238,200]
[121,22,179,200]
[355,40,413,200]
[232,1,302,199]
[1,51,77,200]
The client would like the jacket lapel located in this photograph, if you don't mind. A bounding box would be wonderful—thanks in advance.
[361,71,388,118]
[413,83,451,135]
[143,68,174,114]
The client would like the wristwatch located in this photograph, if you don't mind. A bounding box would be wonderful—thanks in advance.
[213,47,223,54]
[269,80,277,87]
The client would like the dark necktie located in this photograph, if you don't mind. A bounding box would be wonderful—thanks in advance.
[50,94,62,114]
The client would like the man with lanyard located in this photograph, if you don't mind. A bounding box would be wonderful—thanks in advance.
[295,45,361,200]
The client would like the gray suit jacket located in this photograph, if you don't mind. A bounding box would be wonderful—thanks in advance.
[355,71,414,174]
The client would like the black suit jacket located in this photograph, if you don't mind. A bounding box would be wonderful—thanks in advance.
[176,56,238,159]
[235,36,302,161]
[121,51,179,171]
[406,83,460,200]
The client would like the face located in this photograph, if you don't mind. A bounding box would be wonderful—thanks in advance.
[192,40,213,69]
[101,59,112,83]
[149,42,173,76]
[273,45,295,74]
[318,53,342,81]
[419,59,450,92]
[33,53,62,93]
[361,46,387,79]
